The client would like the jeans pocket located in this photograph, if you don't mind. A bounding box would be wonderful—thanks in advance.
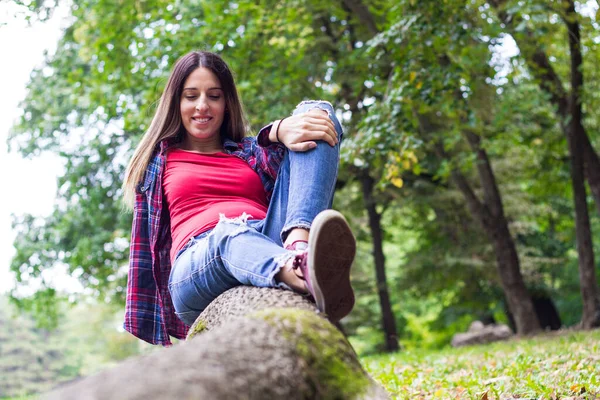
[169,282,197,315]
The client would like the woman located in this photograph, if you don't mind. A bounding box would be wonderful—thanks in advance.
[122,51,356,346]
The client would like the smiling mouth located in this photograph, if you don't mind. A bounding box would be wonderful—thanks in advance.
[192,116,211,123]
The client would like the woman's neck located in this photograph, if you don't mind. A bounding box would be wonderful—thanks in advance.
[179,137,223,154]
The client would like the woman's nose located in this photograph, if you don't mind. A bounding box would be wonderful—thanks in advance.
[195,97,209,111]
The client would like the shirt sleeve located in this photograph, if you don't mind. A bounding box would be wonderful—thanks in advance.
[250,129,286,183]
[257,122,275,147]
[124,188,163,344]
[236,136,285,201]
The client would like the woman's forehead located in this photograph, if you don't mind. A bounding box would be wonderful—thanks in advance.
[183,67,222,90]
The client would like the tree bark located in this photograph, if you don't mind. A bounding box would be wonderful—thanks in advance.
[564,0,600,328]
[359,170,401,352]
[45,287,389,400]
[448,169,541,335]
[487,0,600,216]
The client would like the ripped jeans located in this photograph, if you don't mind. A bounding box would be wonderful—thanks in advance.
[168,101,343,326]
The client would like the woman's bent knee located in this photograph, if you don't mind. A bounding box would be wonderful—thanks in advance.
[293,100,343,141]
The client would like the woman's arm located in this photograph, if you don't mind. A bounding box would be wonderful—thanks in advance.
[250,101,343,195]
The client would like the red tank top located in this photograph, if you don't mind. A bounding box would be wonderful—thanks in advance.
[163,148,269,262]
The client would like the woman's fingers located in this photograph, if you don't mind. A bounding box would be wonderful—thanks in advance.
[317,130,336,147]
[306,109,336,133]
[288,141,317,152]
[279,108,339,149]
[301,114,337,146]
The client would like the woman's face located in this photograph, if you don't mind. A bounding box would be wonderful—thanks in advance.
[180,67,226,147]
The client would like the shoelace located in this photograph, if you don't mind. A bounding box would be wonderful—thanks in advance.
[292,254,305,277]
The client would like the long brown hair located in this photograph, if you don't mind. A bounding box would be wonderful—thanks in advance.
[122,51,248,208]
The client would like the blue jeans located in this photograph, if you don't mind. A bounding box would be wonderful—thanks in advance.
[168,101,343,326]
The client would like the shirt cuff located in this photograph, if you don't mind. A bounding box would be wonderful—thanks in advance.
[257,121,281,147]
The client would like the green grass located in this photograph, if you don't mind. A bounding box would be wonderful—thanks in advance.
[360,329,600,399]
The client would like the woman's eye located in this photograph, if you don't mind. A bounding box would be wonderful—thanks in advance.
[185,96,197,100]
[209,95,221,100]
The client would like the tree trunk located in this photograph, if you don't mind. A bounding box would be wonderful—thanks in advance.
[416,101,540,335]
[360,170,400,352]
[449,168,541,335]
[564,2,600,328]
[491,222,542,333]
[582,134,600,216]
[445,132,541,335]
[45,287,389,400]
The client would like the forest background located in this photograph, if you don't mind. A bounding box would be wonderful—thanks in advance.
[1,0,600,396]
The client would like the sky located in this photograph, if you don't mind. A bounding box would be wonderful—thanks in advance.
[0,3,69,293]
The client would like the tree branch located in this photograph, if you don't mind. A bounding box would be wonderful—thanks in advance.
[431,142,493,232]
[565,0,583,127]
[463,130,505,220]
[341,0,379,36]
[487,0,569,118]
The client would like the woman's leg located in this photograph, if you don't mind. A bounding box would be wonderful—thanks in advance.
[168,216,301,326]
[259,100,343,245]
[258,101,356,322]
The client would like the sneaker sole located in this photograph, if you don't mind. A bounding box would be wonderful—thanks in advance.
[307,210,356,322]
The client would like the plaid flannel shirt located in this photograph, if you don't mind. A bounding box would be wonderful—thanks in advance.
[124,124,284,346]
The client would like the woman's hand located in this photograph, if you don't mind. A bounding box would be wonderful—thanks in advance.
[273,108,338,152]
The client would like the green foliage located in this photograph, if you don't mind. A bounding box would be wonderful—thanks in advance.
[0,297,72,398]
[0,295,152,398]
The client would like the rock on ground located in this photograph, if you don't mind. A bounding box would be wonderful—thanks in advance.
[451,322,513,347]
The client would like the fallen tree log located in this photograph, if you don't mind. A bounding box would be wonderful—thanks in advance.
[45,286,389,399]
